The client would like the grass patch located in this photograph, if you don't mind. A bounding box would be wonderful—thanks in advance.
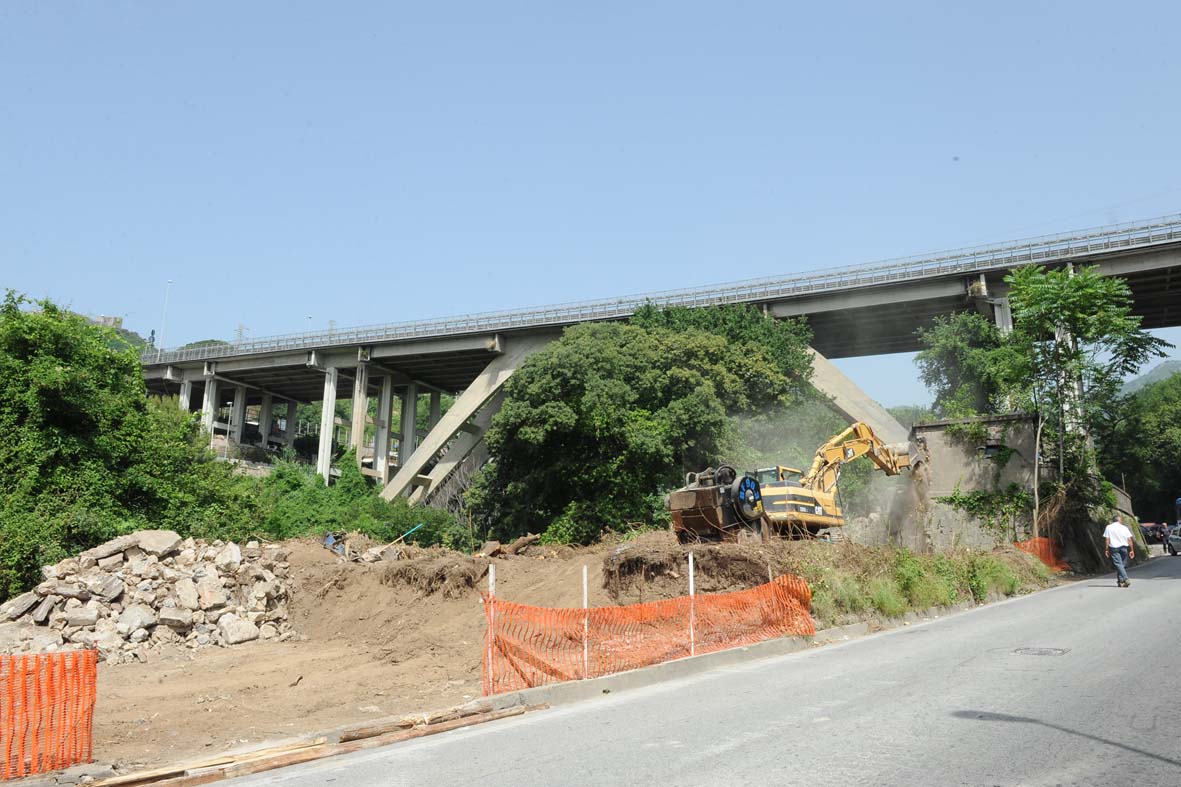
[867,577,908,617]
[763,541,1054,628]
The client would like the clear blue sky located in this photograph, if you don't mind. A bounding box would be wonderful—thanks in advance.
[3,2,1180,406]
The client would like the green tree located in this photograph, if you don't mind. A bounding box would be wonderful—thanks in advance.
[468,315,812,544]
[631,302,814,387]
[914,266,1168,490]
[915,312,1007,416]
[0,294,253,597]
[1002,265,1168,481]
[1097,374,1181,522]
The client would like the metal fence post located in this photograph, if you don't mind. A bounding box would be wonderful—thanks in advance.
[487,564,496,692]
[688,552,696,657]
[582,565,589,680]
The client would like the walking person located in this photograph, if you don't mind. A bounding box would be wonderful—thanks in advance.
[1103,514,1135,587]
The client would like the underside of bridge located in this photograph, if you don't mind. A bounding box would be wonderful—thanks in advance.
[143,329,913,509]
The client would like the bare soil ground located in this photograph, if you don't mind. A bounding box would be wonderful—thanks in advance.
[92,533,1053,771]
[93,538,621,770]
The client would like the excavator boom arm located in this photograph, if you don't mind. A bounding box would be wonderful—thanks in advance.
[800,422,912,494]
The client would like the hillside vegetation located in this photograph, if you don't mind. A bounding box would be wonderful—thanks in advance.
[0,293,457,601]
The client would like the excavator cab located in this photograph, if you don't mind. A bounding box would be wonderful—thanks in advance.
[754,466,803,486]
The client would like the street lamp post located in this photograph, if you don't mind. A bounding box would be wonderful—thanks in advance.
[156,279,174,362]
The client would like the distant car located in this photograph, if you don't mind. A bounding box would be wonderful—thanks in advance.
[1167,525,1181,556]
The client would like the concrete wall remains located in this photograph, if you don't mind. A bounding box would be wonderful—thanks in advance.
[915,414,1038,551]
[847,414,1040,552]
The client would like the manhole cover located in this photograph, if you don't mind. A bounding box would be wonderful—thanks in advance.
[1014,647,1069,656]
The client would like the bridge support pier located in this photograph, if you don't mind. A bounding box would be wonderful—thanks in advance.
[408,389,504,506]
[229,385,247,443]
[429,392,442,429]
[350,362,370,466]
[380,334,552,501]
[200,377,219,434]
[178,380,192,412]
[284,400,299,446]
[399,383,419,466]
[258,394,274,447]
[373,376,394,483]
[316,367,338,482]
[808,349,910,445]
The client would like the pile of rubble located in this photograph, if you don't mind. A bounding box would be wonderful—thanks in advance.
[0,530,296,664]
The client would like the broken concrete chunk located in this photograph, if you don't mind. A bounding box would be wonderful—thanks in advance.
[195,574,228,610]
[214,543,242,574]
[217,613,260,645]
[118,604,157,632]
[30,596,60,624]
[81,534,139,561]
[136,530,182,557]
[62,608,99,628]
[97,553,124,570]
[0,591,39,621]
[86,575,124,603]
[159,608,193,630]
[175,578,200,610]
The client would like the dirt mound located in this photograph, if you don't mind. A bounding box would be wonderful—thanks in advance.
[381,552,490,599]
[602,531,776,603]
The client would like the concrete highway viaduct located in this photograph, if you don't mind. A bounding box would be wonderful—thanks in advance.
[142,213,1181,508]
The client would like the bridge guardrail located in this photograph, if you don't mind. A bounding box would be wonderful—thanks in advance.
[143,213,1181,365]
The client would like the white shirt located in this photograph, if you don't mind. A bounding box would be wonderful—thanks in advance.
[1103,521,1133,548]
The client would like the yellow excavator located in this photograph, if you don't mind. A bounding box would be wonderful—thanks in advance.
[755,422,917,538]
[669,422,919,543]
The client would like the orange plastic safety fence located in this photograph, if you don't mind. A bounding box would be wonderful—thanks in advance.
[482,575,814,695]
[1,650,97,780]
[1015,537,1069,573]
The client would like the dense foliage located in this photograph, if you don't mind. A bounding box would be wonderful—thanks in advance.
[915,266,1168,489]
[0,294,460,601]
[915,312,1008,416]
[1097,373,1181,523]
[468,308,816,544]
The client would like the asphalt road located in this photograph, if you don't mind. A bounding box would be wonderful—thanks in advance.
[229,555,1180,786]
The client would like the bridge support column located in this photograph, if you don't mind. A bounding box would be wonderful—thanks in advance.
[381,334,552,501]
[374,376,394,483]
[258,394,274,447]
[178,380,192,412]
[992,298,1013,335]
[399,383,419,464]
[316,367,338,482]
[200,378,219,434]
[229,385,247,443]
[428,392,442,429]
[284,400,299,445]
[350,362,369,466]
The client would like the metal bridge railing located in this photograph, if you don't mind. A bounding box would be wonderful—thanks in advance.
[143,213,1181,366]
